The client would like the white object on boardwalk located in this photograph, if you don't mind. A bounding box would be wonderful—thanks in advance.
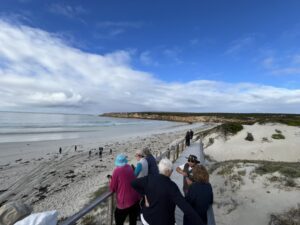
[14,210,57,225]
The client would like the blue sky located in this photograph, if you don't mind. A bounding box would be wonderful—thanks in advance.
[0,0,300,113]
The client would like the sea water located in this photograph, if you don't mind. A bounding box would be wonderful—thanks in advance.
[0,111,182,143]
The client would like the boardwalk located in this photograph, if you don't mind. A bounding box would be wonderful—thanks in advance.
[171,140,203,225]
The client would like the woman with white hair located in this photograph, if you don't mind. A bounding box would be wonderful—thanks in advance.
[131,158,204,225]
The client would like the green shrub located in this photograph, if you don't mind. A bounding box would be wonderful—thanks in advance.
[82,215,97,225]
[217,163,235,175]
[220,122,243,136]
[269,205,300,225]
[92,184,108,199]
[285,178,296,187]
[245,132,254,141]
[272,133,285,139]
[255,162,300,178]
[238,170,246,176]
[280,167,300,178]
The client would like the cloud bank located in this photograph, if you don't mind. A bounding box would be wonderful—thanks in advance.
[0,20,300,114]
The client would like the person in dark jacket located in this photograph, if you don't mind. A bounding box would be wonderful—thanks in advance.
[185,131,191,146]
[184,165,213,225]
[143,147,159,175]
[131,158,204,225]
[190,129,194,140]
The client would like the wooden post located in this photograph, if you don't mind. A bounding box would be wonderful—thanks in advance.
[107,194,114,225]
[167,148,170,159]
[176,144,179,160]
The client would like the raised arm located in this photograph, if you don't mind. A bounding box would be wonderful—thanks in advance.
[109,169,118,193]
[134,162,142,177]
[176,164,188,177]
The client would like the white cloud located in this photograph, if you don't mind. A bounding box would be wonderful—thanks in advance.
[97,21,143,29]
[0,20,300,113]
[262,54,300,75]
[95,21,143,38]
[49,3,88,19]
[225,35,255,55]
[163,48,183,64]
[140,51,158,66]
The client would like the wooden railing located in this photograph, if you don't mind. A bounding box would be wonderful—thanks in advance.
[59,125,219,225]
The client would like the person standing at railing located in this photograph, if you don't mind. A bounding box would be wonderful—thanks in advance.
[131,158,204,225]
[134,150,148,178]
[143,147,159,175]
[109,154,140,225]
[184,165,213,225]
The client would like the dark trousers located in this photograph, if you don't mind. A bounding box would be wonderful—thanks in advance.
[114,202,139,225]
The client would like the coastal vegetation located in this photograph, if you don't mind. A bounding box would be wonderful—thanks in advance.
[101,112,300,126]
[81,215,97,225]
[269,205,300,225]
[245,132,254,141]
[219,122,243,136]
[210,160,300,179]
[271,133,285,139]
[91,184,108,200]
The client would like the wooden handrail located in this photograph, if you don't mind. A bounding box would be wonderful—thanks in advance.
[59,191,113,225]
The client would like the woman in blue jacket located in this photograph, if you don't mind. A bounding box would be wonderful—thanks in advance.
[184,165,213,225]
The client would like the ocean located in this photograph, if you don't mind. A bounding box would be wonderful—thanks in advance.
[0,111,181,143]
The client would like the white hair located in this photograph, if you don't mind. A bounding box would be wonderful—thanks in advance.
[158,158,173,175]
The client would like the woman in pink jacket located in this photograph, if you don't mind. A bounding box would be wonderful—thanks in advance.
[109,154,140,225]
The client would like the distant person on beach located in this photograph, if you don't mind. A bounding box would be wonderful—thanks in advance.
[185,131,191,146]
[143,147,159,175]
[75,145,77,151]
[109,149,113,155]
[89,150,92,158]
[184,165,213,225]
[176,154,200,195]
[99,147,103,158]
[109,154,140,225]
[131,158,204,225]
[59,147,62,154]
[134,150,148,178]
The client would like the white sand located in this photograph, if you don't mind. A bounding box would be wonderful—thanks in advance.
[205,123,300,162]
[0,122,212,218]
[203,123,300,225]
[211,163,300,225]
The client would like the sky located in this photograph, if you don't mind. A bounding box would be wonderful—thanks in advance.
[0,0,300,114]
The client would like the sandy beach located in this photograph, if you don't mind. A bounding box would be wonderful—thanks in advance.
[1,121,299,225]
[0,121,212,219]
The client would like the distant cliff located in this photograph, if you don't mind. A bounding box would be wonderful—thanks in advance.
[101,112,255,124]
[101,112,300,125]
